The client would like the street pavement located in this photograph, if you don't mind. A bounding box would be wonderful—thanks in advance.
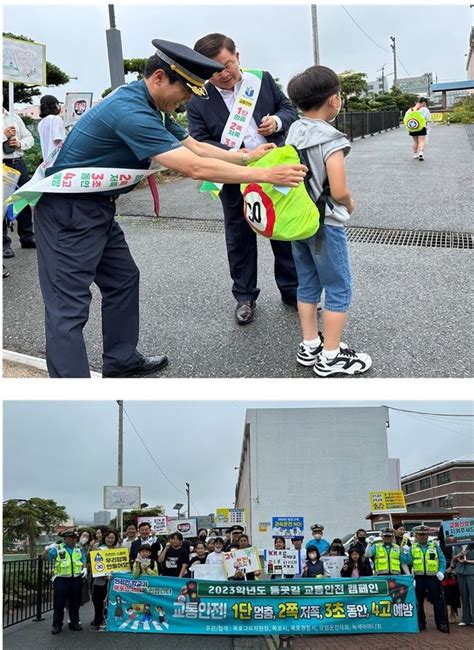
[2,124,472,378]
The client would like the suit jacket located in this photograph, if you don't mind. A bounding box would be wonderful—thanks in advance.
[186,71,298,150]
[129,538,161,563]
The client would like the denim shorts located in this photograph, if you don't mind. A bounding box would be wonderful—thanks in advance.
[291,224,352,312]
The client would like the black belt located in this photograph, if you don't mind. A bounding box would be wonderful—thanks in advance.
[3,158,23,165]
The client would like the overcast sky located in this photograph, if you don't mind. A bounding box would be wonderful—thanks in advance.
[3,3,472,105]
[3,400,473,523]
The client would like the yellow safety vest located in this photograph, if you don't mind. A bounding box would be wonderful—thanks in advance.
[374,543,401,574]
[412,542,439,575]
[53,543,84,578]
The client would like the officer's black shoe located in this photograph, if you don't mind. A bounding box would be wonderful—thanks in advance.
[68,623,82,631]
[437,624,449,633]
[20,239,37,249]
[51,626,62,634]
[235,300,255,325]
[102,354,168,378]
[3,247,14,259]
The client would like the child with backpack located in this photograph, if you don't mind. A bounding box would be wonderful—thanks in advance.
[404,97,431,161]
[285,65,372,377]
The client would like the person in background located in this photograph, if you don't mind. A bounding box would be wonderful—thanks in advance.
[120,523,138,550]
[158,532,189,577]
[451,543,474,627]
[305,524,330,556]
[42,529,87,635]
[328,542,346,556]
[352,528,369,554]
[230,534,260,581]
[197,528,208,544]
[3,103,36,259]
[302,545,324,578]
[188,541,208,575]
[270,536,296,580]
[404,96,431,161]
[91,526,108,550]
[77,528,93,604]
[291,537,306,577]
[187,32,299,325]
[223,525,244,551]
[132,544,159,577]
[341,545,373,578]
[438,524,461,624]
[38,94,66,161]
[130,522,161,562]
[394,524,411,547]
[90,529,119,630]
[205,536,226,578]
[207,537,216,553]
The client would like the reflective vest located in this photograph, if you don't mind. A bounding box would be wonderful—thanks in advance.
[374,543,401,574]
[53,543,83,578]
[412,542,439,575]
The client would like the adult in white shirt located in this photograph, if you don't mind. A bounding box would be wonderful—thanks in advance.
[38,94,66,161]
[205,536,226,579]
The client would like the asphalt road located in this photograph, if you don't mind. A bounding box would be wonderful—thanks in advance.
[2,125,472,378]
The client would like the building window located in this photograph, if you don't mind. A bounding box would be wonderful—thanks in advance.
[421,500,433,508]
[406,503,418,510]
[404,482,416,494]
[437,471,451,485]
[420,477,432,490]
[439,496,451,508]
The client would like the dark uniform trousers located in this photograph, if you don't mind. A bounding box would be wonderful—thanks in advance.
[3,157,35,247]
[34,193,141,377]
[415,575,447,628]
[220,184,298,303]
[52,576,82,628]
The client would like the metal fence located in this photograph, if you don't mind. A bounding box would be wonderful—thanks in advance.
[334,110,400,141]
[3,556,54,628]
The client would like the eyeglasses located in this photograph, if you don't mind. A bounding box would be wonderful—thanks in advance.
[213,61,239,77]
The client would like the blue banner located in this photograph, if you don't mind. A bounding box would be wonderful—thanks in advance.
[272,517,304,538]
[442,518,474,545]
[106,574,418,635]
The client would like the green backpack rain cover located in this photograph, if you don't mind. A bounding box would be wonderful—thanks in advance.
[240,145,321,241]
[404,110,426,133]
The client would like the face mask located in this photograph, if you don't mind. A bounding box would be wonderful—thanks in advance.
[313,534,322,540]
[80,535,89,545]
[358,536,366,542]
[308,553,317,560]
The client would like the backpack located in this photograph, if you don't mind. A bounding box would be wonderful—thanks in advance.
[240,144,331,243]
[404,110,426,133]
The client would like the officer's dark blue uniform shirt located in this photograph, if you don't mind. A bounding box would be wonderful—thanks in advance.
[48,80,188,195]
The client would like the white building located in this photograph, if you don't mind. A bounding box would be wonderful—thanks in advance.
[235,407,399,549]
[93,510,111,525]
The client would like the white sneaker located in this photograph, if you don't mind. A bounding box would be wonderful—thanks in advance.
[458,622,467,626]
[314,347,372,377]
[418,152,424,161]
[296,334,323,366]
[413,153,418,159]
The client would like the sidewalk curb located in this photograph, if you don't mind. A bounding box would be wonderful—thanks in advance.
[3,349,102,378]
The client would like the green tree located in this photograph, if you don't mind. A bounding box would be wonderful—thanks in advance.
[3,498,68,558]
[3,32,70,106]
[102,57,147,98]
[109,506,165,531]
[339,70,368,111]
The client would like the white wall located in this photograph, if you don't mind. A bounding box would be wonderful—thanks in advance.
[236,407,395,549]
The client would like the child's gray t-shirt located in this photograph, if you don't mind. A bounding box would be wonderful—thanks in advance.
[286,117,351,227]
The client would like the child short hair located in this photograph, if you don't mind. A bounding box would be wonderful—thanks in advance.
[288,65,341,112]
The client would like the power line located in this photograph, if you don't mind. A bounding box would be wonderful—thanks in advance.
[340,5,390,53]
[122,406,201,514]
[395,55,412,78]
[383,406,474,417]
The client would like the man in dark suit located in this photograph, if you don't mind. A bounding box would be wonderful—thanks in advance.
[187,33,299,324]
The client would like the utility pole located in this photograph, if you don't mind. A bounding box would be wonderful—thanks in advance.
[311,5,320,65]
[186,483,190,518]
[390,36,398,88]
[117,400,124,536]
[106,5,125,90]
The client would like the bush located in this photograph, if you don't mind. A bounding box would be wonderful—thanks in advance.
[21,116,42,174]
[449,95,474,123]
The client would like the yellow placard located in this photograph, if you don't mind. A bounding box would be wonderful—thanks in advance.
[90,547,130,577]
[369,490,407,513]
[431,113,445,122]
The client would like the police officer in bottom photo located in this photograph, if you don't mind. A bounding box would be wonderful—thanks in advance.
[41,529,87,635]
[405,524,449,633]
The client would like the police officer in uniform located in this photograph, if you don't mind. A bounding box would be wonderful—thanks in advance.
[365,528,405,575]
[32,39,306,377]
[405,524,448,632]
[41,529,87,635]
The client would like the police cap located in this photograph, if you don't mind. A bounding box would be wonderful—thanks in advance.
[61,529,79,538]
[311,524,324,532]
[381,528,394,536]
[152,39,224,99]
[413,525,430,534]
[230,525,244,533]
